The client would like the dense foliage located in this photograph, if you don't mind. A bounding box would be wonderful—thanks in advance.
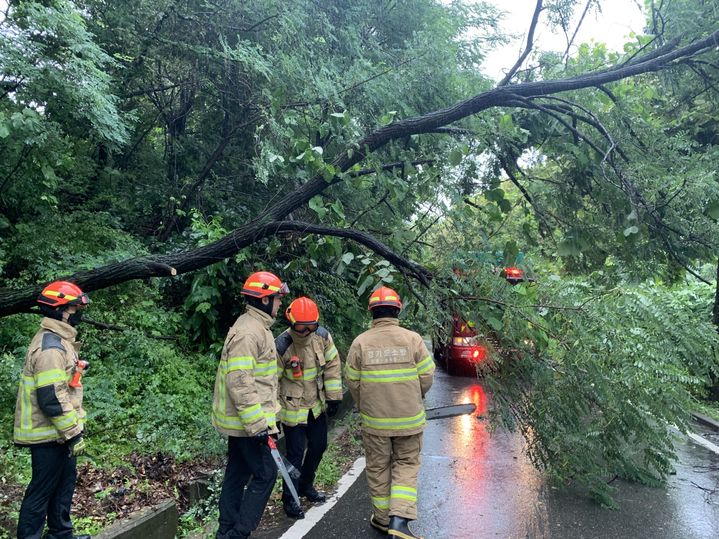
[1,0,719,532]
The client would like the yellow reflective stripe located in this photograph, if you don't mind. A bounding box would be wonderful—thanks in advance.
[324,378,341,392]
[325,346,338,361]
[14,426,58,442]
[360,367,418,383]
[279,408,310,423]
[284,367,317,380]
[226,356,254,372]
[43,290,78,300]
[238,403,262,424]
[416,356,434,374]
[312,401,323,417]
[212,412,244,430]
[345,365,361,381]
[264,411,277,427]
[247,281,280,292]
[391,485,417,502]
[213,410,268,430]
[360,411,426,430]
[50,410,78,431]
[372,496,390,509]
[21,375,33,430]
[254,361,278,377]
[34,369,68,388]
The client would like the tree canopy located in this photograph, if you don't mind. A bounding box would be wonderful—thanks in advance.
[1,0,719,515]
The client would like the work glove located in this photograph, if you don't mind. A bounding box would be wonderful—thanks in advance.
[253,429,269,445]
[326,400,341,418]
[68,435,86,457]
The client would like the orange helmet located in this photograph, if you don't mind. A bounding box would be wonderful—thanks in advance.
[241,271,289,298]
[285,297,320,325]
[37,281,90,308]
[368,286,402,310]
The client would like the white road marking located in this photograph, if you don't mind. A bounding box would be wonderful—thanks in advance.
[687,432,719,455]
[279,456,367,539]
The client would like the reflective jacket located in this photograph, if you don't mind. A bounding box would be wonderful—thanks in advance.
[276,327,342,427]
[345,318,434,437]
[14,318,85,446]
[212,306,280,437]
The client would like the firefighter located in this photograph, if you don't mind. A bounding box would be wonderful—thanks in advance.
[14,280,91,539]
[345,286,435,539]
[275,297,343,519]
[213,271,289,539]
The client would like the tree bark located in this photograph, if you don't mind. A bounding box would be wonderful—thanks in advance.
[0,221,429,317]
[1,29,718,318]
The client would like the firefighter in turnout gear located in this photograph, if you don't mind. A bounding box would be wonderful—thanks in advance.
[213,271,289,539]
[345,286,435,539]
[14,280,91,539]
[275,297,342,519]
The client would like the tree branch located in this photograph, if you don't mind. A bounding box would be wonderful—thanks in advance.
[498,0,544,87]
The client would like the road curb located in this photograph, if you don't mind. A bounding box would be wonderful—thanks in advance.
[691,411,719,430]
[95,499,178,539]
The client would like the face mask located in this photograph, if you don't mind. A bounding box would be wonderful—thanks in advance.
[67,311,84,326]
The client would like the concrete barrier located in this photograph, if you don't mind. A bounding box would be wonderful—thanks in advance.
[95,499,178,539]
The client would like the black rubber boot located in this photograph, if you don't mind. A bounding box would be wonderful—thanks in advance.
[388,516,423,539]
[370,514,389,534]
[299,484,326,504]
[283,498,305,519]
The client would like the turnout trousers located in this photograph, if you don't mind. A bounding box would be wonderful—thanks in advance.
[362,431,423,523]
[17,443,77,539]
[217,436,277,539]
[282,410,328,501]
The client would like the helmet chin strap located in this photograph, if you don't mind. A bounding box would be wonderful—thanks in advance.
[39,304,64,322]
[39,305,83,326]
[67,311,84,326]
[248,296,275,317]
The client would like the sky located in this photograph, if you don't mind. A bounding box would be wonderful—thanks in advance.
[481,0,647,79]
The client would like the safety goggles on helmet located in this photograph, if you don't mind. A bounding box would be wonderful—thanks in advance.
[292,322,319,335]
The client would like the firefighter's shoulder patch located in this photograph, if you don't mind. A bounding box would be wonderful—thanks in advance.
[41,332,66,353]
[316,326,329,339]
[275,331,293,357]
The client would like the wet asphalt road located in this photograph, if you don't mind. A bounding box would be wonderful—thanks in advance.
[296,368,719,539]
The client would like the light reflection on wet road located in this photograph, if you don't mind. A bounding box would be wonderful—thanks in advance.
[416,369,719,539]
[298,365,719,539]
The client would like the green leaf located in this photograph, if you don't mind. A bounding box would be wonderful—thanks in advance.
[486,316,503,331]
[0,122,8,139]
[623,226,639,237]
[341,252,355,264]
[706,201,719,221]
[357,275,373,296]
[449,148,463,167]
[378,110,397,126]
[309,196,327,218]
[557,240,580,257]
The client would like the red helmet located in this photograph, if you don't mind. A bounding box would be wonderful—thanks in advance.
[37,281,90,308]
[368,286,402,310]
[241,271,289,298]
[285,297,320,325]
